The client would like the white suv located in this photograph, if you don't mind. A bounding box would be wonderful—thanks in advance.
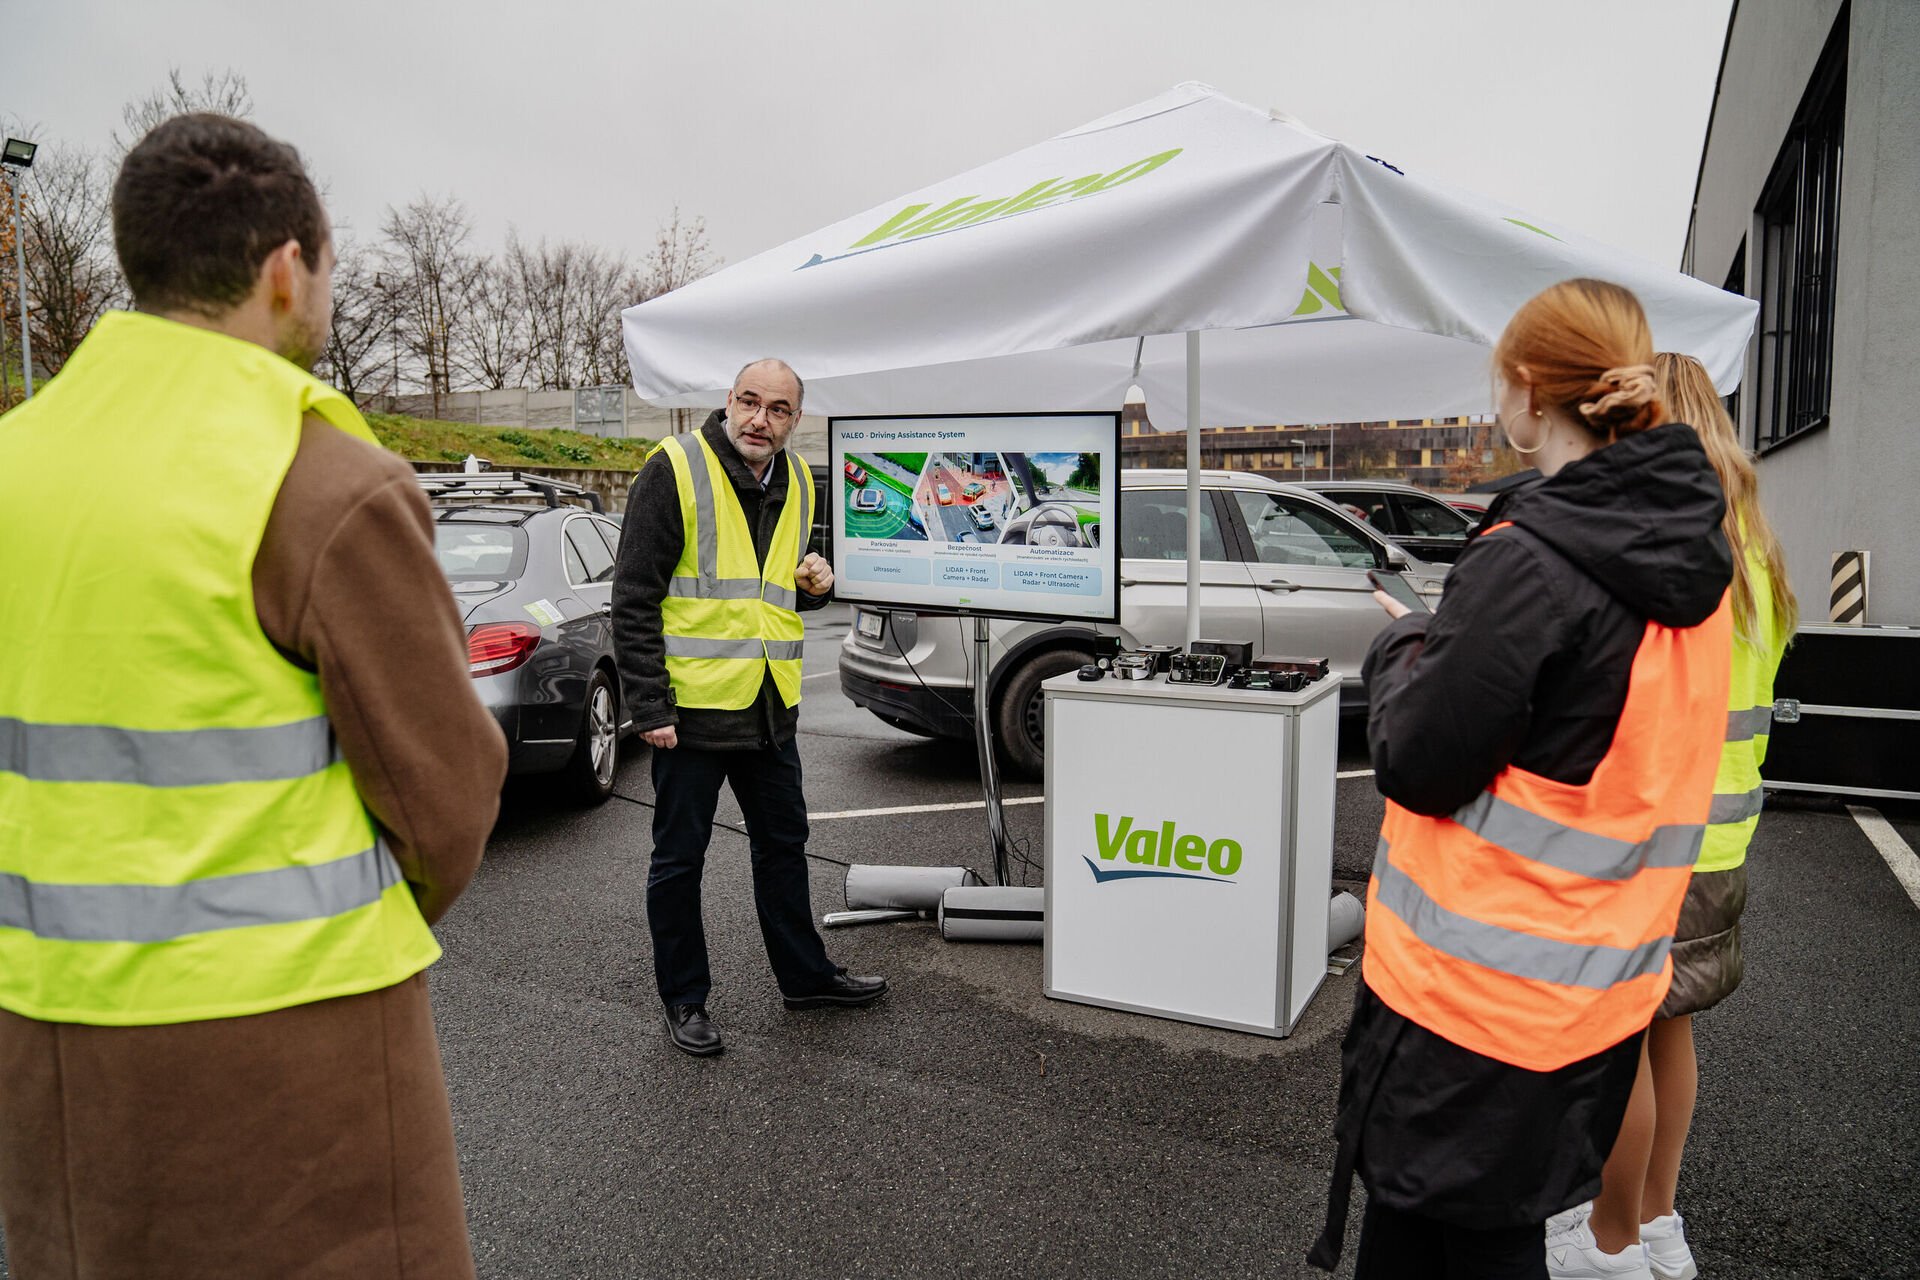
[838,469,1445,778]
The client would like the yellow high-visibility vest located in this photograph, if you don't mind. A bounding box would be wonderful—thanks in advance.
[657,432,810,710]
[0,310,441,1026]
[1700,540,1789,873]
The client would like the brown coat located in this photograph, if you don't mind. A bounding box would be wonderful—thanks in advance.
[0,417,507,1279]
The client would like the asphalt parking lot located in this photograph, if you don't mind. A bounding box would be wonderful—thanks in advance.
[4,609,1917,1279]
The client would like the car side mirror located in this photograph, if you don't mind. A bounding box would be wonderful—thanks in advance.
[1383,548,1411,571]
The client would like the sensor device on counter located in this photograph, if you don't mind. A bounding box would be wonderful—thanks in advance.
[1166,652,1229,686]
[1189,639,1254,669]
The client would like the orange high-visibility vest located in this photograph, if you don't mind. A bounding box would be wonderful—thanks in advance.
[1363,528,1733,1072]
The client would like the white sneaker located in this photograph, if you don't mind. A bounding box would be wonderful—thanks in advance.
[1546,1201,1594,1244]
[1640,1213,1698,1280]
[1546,1225,1655,1280]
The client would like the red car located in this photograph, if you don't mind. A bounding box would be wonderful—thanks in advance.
[844,461,868,485]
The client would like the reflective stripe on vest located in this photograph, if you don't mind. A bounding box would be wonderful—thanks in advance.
[0,311,441,1026]
[1362,524,1733,1072]
[657,433,809,711]
[1373,837,1672,989]
[0,715,338,786]
[0,842,400,944]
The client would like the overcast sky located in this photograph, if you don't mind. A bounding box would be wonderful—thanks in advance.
[16,0,1731,272]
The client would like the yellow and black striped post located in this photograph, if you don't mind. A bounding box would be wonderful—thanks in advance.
[1829,550,1869,623]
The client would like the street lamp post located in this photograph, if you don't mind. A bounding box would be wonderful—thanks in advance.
[2,137,38,401]
[1288,437,1309,473]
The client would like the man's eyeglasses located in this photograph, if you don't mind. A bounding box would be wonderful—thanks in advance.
[733,394,795,426]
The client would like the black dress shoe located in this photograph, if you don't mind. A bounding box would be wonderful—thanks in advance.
[783,971,889,1010]
[664,1003,723,1056]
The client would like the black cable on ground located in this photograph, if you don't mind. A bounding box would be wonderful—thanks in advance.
[608,790,857,869]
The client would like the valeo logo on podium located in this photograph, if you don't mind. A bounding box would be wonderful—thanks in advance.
[1083,812,1243,885]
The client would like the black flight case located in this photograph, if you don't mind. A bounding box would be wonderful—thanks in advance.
[1764,623,1920,803]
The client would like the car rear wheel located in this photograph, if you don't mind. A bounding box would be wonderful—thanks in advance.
[565,669,619,805]
[993,647,1093,781]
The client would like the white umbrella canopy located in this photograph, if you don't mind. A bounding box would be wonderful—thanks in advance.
[622,81,1757,427]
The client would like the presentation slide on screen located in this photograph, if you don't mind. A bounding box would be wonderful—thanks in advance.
[829,413,1120,623]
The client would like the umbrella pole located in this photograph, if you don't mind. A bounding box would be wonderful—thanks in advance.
[971,613,1012,885]
[1185,331,1202,647]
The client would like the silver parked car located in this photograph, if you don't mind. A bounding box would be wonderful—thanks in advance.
[839,469,1446,778]
[1303,479,1478,564]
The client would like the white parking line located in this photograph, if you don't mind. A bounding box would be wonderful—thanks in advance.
[810,769,1375,821]
[801,671,840,681]
[810,797,1047,821]
[1848,805,1920,912]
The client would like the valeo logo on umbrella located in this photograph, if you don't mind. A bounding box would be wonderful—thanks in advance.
[799,147,1185,270]
[1083,812,1243,885]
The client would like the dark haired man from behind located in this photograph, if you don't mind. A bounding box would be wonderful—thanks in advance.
[0,114,505,1279]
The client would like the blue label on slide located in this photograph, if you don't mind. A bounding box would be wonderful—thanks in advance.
[845,554,932,585]
[1007,563,1102,597]
[935,561,1002,589]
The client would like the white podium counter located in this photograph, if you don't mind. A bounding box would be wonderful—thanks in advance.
[1042,670,1340,1036]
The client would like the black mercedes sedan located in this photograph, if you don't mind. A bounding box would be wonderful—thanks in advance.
[422,471,633,804]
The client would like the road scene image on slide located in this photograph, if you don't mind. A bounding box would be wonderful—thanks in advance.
[841,452,928,542]
[998,451,1103,549]
[914,451,1015,545]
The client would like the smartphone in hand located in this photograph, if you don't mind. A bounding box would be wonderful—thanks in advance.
[1367,568,1432,614]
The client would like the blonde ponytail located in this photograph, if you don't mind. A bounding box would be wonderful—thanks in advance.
[1653,353,1799,642]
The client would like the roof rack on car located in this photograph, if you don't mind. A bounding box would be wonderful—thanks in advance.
[415,469,605,513]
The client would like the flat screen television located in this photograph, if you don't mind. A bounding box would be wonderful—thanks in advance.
[828,412,1121,623]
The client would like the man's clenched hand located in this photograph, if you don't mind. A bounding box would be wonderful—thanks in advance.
[796,552,834,596]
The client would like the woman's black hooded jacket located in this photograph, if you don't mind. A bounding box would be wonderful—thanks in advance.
[1314,422,1734,1256]
[1365,421,1732,809]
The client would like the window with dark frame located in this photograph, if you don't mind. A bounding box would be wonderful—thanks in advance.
[1723,240,1746,435]
[1754,5,1846,451]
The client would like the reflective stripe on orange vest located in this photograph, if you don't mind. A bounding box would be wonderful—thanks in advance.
[1362,534,1733,1071]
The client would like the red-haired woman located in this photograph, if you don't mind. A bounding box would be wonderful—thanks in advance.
[1557,352,1799,1280]
[1309,280,1735,1280]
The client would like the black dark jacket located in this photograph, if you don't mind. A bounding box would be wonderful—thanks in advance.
[611,410,827,752]
[1311,424,1733,1265]
[1365,421,1732,811]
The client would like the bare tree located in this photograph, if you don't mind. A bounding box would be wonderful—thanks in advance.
[573,251,637,389]
[634,207,719,430]
[507,235,584,391]
[114,68,254,154]
[13,144,126,378]
[313,238,394,400]
[380,195,477,416]
[451,256,526,391]
[635,206,718,302]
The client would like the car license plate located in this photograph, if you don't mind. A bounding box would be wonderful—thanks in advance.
[857,611,885,641]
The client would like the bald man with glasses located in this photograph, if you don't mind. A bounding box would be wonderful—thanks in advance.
[612,359,887,1057]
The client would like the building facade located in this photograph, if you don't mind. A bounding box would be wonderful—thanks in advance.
[1120,402,1513,491]
[1684,0,1919,623]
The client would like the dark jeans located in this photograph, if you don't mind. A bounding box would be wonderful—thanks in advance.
[647,737,837,1007]
[1353,1202,1546,1280]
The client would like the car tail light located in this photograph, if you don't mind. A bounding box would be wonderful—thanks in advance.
[467,621,542,677]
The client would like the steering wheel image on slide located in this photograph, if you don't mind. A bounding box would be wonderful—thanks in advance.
[998,501,1089,548]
